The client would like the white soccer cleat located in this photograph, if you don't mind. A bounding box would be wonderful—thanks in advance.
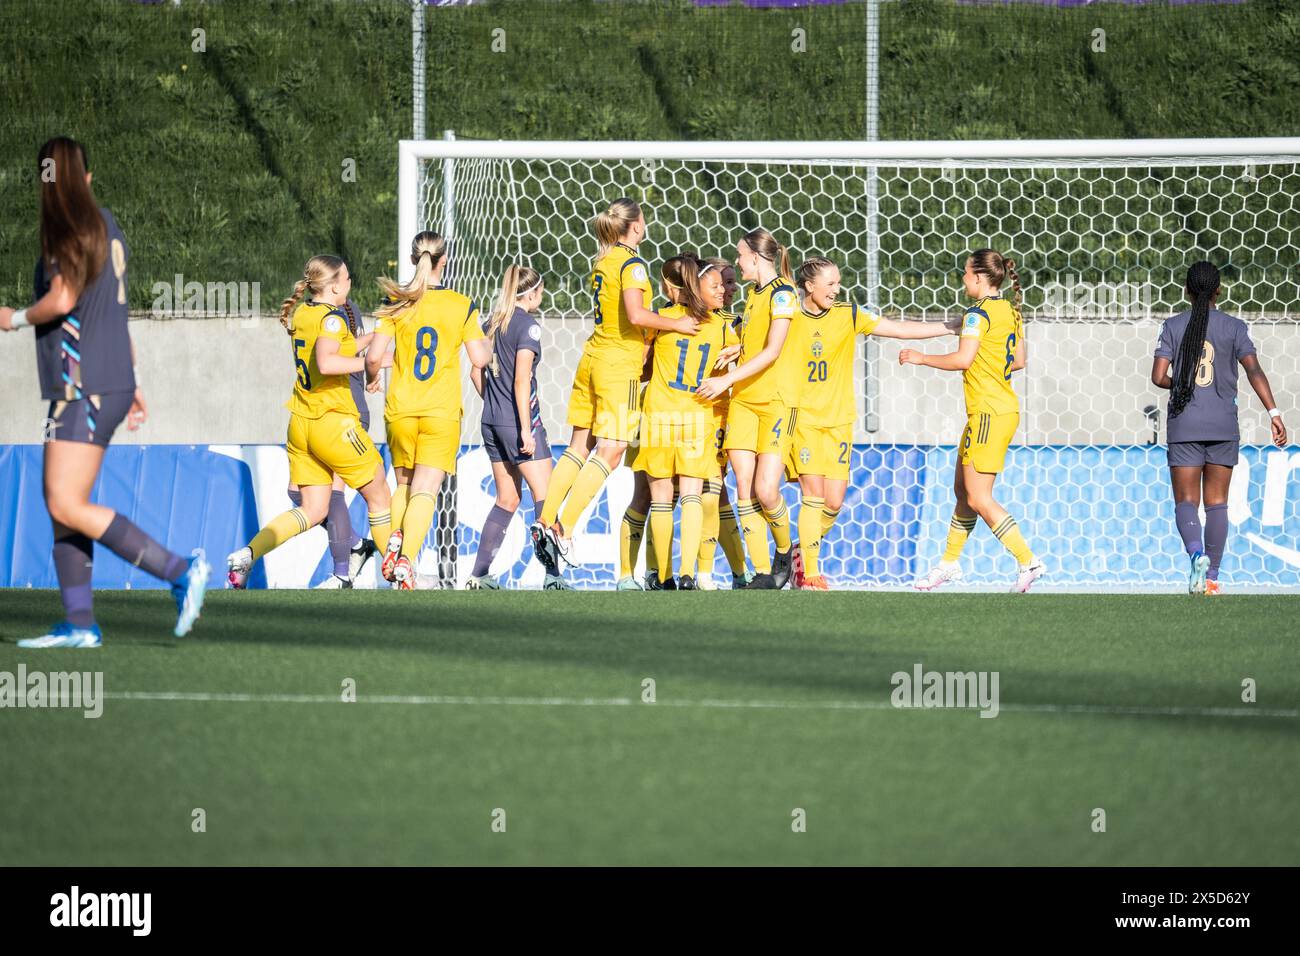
[696,571,717,591]
[348,538,378,579]
[1010,560,1047,594]
[18,622,103,649]
[550,527,575,568]
[914,560,962,591]
[1188,551,1210,595]
[314,574,353,590]
[226,546,252,589]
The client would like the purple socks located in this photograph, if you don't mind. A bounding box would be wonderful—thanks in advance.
[1175,500,1229,581]
[1174,500,1202,556]
[289,488,356,578]
[473,505,515,578]
[1204,503,1228,581]
[327,490,353,577]
[98,513,187,583]
[54,529,95,628]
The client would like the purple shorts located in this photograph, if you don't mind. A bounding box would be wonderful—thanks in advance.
[45,392,134,447]
[1168,440,1239,468]
[482,421,551,466]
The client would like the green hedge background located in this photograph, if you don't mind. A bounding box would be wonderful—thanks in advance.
[0,0,1296,311]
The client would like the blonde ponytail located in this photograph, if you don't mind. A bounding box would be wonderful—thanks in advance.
[279,254,345,334]
[487,263,541,342]
[594,197,642,261]
[377,231,447,319]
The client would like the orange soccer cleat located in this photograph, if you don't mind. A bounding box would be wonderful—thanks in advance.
[381,529,404,582]
[1205,579,1222,596]
[392,555,416,591]
[800,574,830,591]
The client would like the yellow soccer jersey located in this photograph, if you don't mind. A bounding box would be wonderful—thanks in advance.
[377,287,485,421]
[960,295,1022,416]
[797,301,879,427]
[585,242,653,372]
[644,305,738,435]
[285,301,361,420]
[733,276,802,407]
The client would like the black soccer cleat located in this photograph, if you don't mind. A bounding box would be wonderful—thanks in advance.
[645,570,664,591]
[529,521,559,576]
[662,576,677,591]
[677,575,698,591]
[746,573,777,589]
[772,547,794,590]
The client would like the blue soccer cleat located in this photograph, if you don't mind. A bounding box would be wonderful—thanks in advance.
[172,550,211,637]
[1188,551,1210,595]
[19,621,103,649]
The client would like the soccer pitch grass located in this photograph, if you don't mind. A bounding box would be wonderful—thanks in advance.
[2,590,1297,867]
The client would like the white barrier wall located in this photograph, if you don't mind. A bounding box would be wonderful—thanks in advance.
[1,314,1296,447]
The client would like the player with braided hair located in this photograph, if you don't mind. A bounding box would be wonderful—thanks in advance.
[1152,260,1287,594]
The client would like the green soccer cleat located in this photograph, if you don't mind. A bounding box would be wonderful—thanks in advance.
[616,576,643,591]
[465,574,502,590]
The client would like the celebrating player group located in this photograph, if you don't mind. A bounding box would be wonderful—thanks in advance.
[1,141,1288,644]
[527,197,1046,593]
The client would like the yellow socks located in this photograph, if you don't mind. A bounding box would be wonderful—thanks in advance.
[540,449,586,528]
[991,514,1035,566]
[368,508,392,554]
[718,504,747,577]
[697,479,721,576]
[390,484,409,534]
[678,494,703,579]
[821,503,841,536]
[648,501,674,581]
[558,455,611,534]
[250,508,312,561]
[400,491,437,560]
[762,499,792,553]
[943,512,979,562]
[620,507,647,580]
[798,495,825,579]
[738,498,771,574]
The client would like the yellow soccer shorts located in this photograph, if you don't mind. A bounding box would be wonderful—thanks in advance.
[565,350,642,443]
[723,399,796,457]
[713,414,729,470]
[387,414,460,473]
[642,422,721,482]
[626,384,650,473]
[287,411,383,490]
[787,419,853,481]
[960,411,1018,474]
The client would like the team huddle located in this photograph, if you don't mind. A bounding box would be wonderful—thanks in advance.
[2,138,1286,645]
[220,195,1047,594]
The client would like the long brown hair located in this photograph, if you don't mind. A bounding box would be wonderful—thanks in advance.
[741,227,792,283]
[661,255,711,323]
[38,137,107,297]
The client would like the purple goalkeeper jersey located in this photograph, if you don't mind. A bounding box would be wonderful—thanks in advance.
[1154,308,1256,443]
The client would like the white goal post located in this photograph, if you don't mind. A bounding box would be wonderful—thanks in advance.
[397,136,1300,591]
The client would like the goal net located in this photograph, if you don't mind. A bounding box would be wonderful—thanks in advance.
[400,137,1300,590]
